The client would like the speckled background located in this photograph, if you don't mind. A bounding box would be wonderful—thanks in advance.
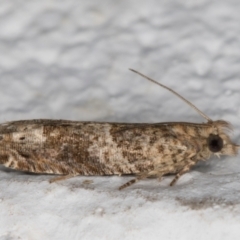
[1,1,240,239]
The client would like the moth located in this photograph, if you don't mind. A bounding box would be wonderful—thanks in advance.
[0,69,239,190]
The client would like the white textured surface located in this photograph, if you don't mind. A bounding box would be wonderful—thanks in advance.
[1,1,240,239]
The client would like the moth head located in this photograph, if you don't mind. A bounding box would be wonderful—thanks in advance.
[208,120,239,156]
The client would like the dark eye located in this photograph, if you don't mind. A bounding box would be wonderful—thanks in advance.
[207,134,223,153]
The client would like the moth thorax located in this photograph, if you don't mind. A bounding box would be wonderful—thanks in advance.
[207,134,223,153]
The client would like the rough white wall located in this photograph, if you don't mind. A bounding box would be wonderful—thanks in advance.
[0,1,240,239]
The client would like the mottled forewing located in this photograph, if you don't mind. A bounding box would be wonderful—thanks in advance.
[0,120,202,176]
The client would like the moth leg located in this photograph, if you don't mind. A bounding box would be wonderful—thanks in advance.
[119,173,149,190]
[157,174,163,181]
[170,161,195,186]
[49,174,77,183]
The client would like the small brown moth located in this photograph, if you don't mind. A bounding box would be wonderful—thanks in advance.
[0,69,239,190]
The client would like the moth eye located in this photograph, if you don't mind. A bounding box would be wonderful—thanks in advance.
[207,134,223,153]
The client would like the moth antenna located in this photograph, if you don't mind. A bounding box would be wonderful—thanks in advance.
[129,69,212,122]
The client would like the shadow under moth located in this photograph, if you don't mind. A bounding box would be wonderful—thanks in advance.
[0,69,239,190]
